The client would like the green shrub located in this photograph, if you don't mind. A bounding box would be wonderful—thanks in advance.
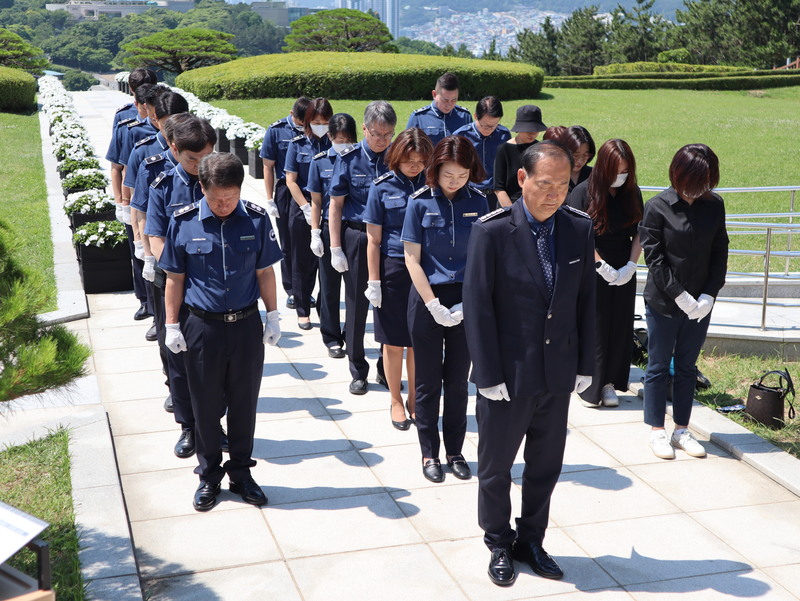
[548,69,800,83]
[594,61,747,75]
[545,74,800,90]
[657,48,692,64]
[62,69,96,92]
[176,52,544,100]
[0,65,35,112]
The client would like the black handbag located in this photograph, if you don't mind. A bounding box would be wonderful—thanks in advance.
[744,369,796,429]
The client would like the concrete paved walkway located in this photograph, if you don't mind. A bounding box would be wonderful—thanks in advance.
[15,89,800,600]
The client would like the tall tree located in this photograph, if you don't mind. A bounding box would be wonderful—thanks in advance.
[283,9,392,53]
[441,42,474,58]
[122,27,236,74]
[483,37,503,60]
[557,5,608,75]
[395,36,442,55]
[507,16,560,75]
[606,0,671,63]
[0,27,47,72]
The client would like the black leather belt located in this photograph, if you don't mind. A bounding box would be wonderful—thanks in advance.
[188,303,258,323]
[345,220,366,232]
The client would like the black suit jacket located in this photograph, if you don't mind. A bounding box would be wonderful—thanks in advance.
[463,200,596,398]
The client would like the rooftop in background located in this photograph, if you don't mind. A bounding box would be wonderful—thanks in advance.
[45,0,195,20]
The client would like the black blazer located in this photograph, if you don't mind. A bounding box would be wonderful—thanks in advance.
[463,200,596,398]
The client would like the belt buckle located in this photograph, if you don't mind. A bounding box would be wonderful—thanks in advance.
[224,313,237,323]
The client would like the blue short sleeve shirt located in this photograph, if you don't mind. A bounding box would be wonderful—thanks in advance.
[453,122,512,190]
[405,102,473,147]
[363,171,426,258]
[124,131,169,188]
[130,149,176,213]
[259,116,300,180]
[329,140,389,222]
[306,148,338,220]
[284,134,332,189]
[145,164,203,238]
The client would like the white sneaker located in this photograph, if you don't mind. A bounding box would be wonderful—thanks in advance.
[649,430,675,459]
[671,429,707,457]
[601,384,619,407]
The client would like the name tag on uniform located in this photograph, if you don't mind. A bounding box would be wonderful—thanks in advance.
[462,212,478,217]
[240,235,255,241]
[569,257,581,264]
[191,237,207,241]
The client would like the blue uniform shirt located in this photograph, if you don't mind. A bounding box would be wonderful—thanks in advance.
[306,148,339,220]
[406,102,473,146]
[145,163,203,238]
[363,170,426,258]
[112,103,137,129]
[105,115,139,164]
[130,149,176,213]
[284,134,332,189]
[329,140,389,222]
[159,199,283,313]
[401,184,489,284]
[259,115,301,181]
[124,131,169,188]
[522,200,557,268]
[118,118,158,166]
[453,122,512,190]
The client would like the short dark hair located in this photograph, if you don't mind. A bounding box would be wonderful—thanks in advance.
[567,125,596,163]
[328,113,357,143]
[385,128,433,172]
[669,143,720,200]
[134,83,153,105]
[475,96,503,120]
[155,91,189,119]
[128,68,157,94]
[426,135,486,188]
[199,153,244,190]
[161,113,195,144]
[171,115,216,153]
[521,140,574,175]
[292,96,311,122]
[303,97,334,137]
[436,72,459,92]
[144,84,169,107]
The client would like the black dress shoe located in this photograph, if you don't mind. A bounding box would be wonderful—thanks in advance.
[145,323,157,341]
[298,320,313,331]
[375,370,389,389]
[349,378,367,395]
[133,302,150,321]
[328,345,346,359]
[488,548,516,586]
[309,295,317,308]
[285,295,295,309]
[447,454,472,480]
[163,395,174,413]
[422,458,444,483]
[229,476,268,505]
[512,540,564,580]
[220,427,229,453]
[391,409,411,431]
[174,428,195,458]
[193,480,220,512]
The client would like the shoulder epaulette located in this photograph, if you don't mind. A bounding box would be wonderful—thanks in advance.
[479,207,511,222]
[563,205,591,219]
[410,185,431,199]
[340,145,359,157]
[313,151,327,160]
[127,120,146,129]
[115,103,133,114]
[117,117,135,127]
[135,135,155,148]
[413,106,429,114]
[150,171,168,189]
[454,105,471,113]
[290,134,304,142]
[244,200,267,215]
[270,119,282,128]
[174,202,198,217]
[145,153,166,166]
[373,172,392,185]
[468,184,486,197]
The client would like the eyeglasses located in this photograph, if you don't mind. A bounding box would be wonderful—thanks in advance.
[367,129,395,141]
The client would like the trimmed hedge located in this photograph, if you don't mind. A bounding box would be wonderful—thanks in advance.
[548,69,800,82]
[545,74,800,90]
[0,66,36,112]
[175,52,544,100]
[594,61,747,75]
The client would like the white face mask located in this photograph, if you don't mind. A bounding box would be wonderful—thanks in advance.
[332,142,350,154]
[292,119,304,130]
[310,124,329,138]
[610,173,628,188]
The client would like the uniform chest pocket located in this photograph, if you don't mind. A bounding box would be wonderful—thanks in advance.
[384,200,406,228]
[457,213,479,228]
[296,152,311,164]
[187,240,213,255]
[352,174,371,190]
[234,240,258,254]
[424,125,443,137]
[421,214,446,228]
[278,139,290,150]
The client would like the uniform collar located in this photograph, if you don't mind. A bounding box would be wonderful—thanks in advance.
[522,201,555,236]
[395,170,425,188]
[199,198,247,221]
[174,163,195,186]
[165,148,176,165]
[360,139,384,162]
[433,185,471,203]
[156,131,168,150]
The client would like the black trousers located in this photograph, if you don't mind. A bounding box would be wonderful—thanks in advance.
[182,310,263,485]
[125,223,147,304]
[288,194,318,318]
[274,179,293,294]
[318,219,344,349]
[342,223,370,380]
[408,284,469,459]
[476,390,570,550]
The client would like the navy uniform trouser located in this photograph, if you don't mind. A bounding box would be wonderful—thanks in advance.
[288,194,318,318]
[274,179,293,295]
[408,283,470,459]
[319,219,345,349]
[476,390,570,551]
[182,309,263,485]
[125,223,147,306]
[342,223,371,380]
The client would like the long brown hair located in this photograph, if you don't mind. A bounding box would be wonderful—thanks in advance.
[586,139,641,235]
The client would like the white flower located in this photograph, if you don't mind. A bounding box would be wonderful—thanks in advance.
[115,71,130,83]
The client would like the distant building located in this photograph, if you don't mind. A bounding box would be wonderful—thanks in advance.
[346,0,398,39]
[45,0,194,19]
[251,0,289,27]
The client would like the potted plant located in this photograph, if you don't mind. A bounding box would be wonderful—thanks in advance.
[62,168,108,197]
[64,189,116,227]
[73,221,132,293]
[228,121,264,166]
[58,157,101,180]
[54,139,95,163]
[247,136,265,180]
[210,113,240,153]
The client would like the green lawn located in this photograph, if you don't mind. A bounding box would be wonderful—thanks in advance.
[0,109,57,311]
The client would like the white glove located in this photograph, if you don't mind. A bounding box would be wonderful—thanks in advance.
[449,302,464,323]
[165,323,186,353]
[263,310,281,345]
[265,199,280,218]
[330,246,348,272]
[121,204,131,225]
[134,240,145,261]
[574,375,592,394]
[480,382,510,401]
[310,229,324,258]
[115,202,124,222]
[301,203,312,225]
[595,260,619,283]
[364,280,382,308]
[674,290,699,317]
[142,255,156,282]
[688,293,714,321]
[612,261,637,286]
[425,298,461,327]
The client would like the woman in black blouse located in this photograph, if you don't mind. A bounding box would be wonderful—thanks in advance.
[493,105,546,207]
[567,139,642,408]
[639,144,728,460]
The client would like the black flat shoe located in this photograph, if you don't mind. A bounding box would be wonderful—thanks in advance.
[488,548,516,586]
[163,394,174,413]
[229,476,268,506]
[298,320,313,331]
[349,378,367,395]
[447,454,471,480]
[391,409,410,431]
[193,480,220,512]
[327,345,346,359]
[174,428,195,458]
[145,323,157,341]
[422,458,444,483]
[512,540,563,580]
[285,295,295,309]
[133,302,150,321]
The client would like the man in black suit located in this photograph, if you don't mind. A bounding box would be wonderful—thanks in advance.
[463,141,596,587]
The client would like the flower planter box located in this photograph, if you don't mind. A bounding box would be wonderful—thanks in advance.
[230,137,249,165]
[215,129,230,152]
[64,187,93,199]
[77,243,133,293]
[248,149,263,179]
[69,209,116,229]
